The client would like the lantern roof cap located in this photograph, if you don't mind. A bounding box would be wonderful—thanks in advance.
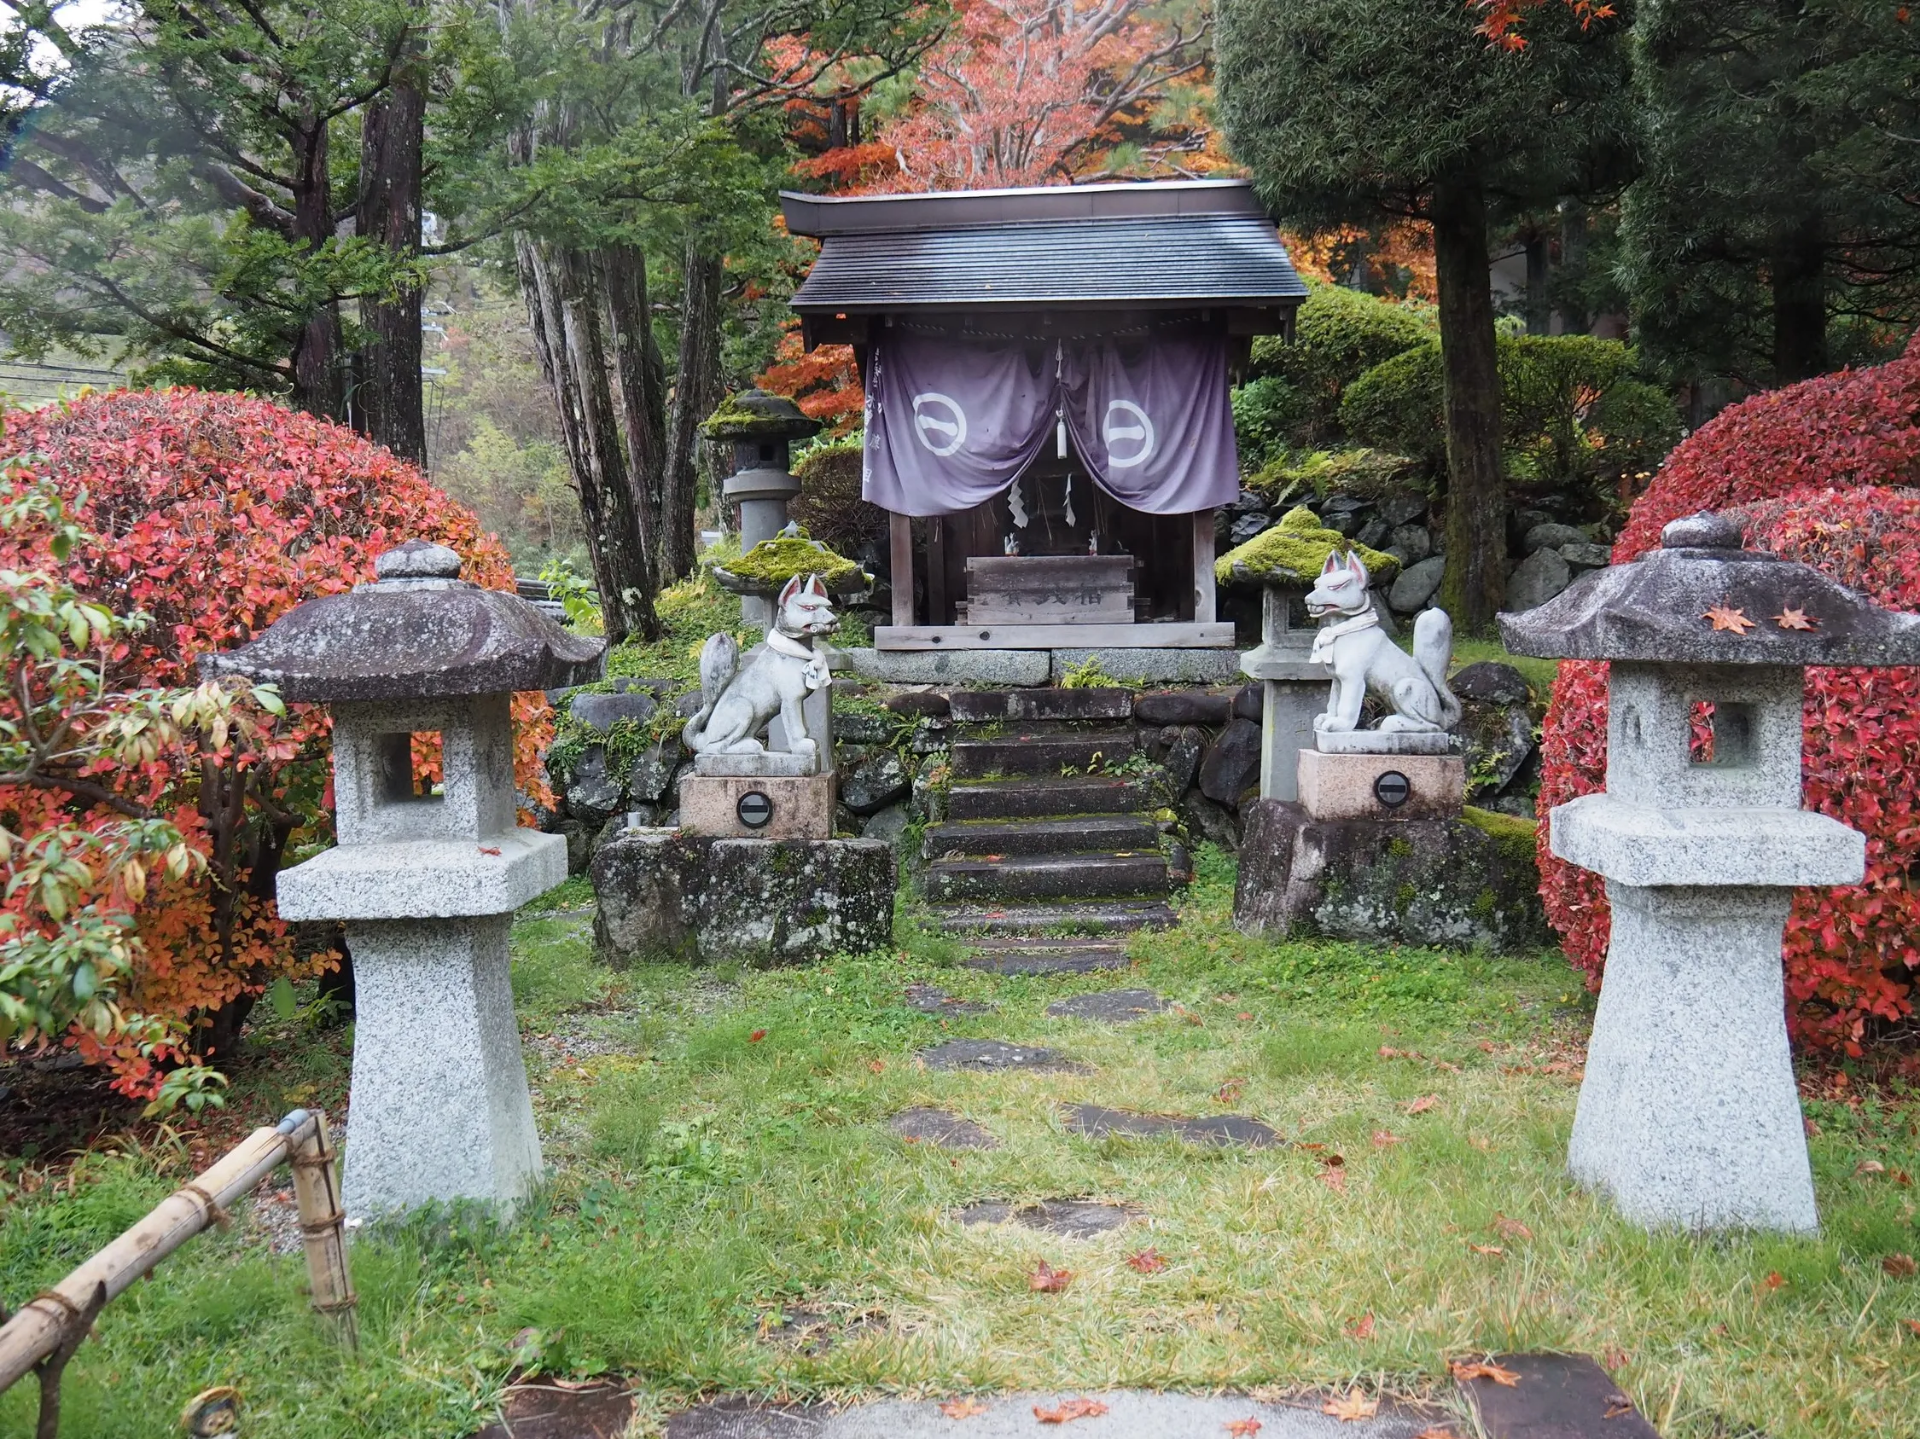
[200,544,606,702]
[1497,511,1920,666]
[701,389,821,442]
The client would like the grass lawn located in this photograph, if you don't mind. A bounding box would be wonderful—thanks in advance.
[2,853,1916,1437]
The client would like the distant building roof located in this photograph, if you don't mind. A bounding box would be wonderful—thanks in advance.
[779,180,1307,323]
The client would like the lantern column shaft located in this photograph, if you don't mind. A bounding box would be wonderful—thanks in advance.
[1571,881,1816,1232]
[338,916,542,1217]
[1241,584,1328,803]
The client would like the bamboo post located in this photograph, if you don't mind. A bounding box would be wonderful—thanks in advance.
[0,1108,355,1399]
[288,1111,357,1348]
[889,511,914,627]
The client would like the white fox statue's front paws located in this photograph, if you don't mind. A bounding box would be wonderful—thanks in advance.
[1313,712,1355,733]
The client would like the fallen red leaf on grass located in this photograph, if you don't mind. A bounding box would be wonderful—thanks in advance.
[1468,1243,1505,1257]
[1125,1248,1167,1274]
[1034,1398,1107,1423]
[1492,1215,1533,1241]
[1884,1253,1918,1278]
[1901,1318,1920,1337]
[1450,1360,1522,1386]
[1371,1130,1405,1147]
[1318,1156,1348,1194]
[1029,1260,1073,1292]
[868,1059,886,1073]
[1405,1095,1439,1115]
[1345,1312,1375,1339]
[748,1029,767,1042]
[939,1399,990,1419]
[1763,1270,1786,1291]
[1855,1159,1887,1178]
[1225,1418,1262,1436]
[1215,1077,1247,1104]
[1321,1391,1378,1421]
[1601,1344,1630,1371]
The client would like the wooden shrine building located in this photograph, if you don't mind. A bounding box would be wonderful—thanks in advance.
[781,179,1308,653]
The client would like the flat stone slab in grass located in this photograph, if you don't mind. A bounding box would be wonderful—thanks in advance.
[889,1107,1000,1149]
[954,1198,1138,1237]
[903,983,996,1016]
[916,1039,1090,1073]
[1046,989,1168,1023]
[473,1380,635,1438]
[1063,1103,1281,1149]
[1462,1353,1660,1439]
[963,939,1131,975]
[665,1393,1439,1439]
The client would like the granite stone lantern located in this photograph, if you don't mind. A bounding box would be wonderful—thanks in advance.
[1501,511,1920,1232]
[703,390,822,631]
[203,541,605,1217]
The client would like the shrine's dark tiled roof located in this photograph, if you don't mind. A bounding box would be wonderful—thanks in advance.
[780,180,1307,315]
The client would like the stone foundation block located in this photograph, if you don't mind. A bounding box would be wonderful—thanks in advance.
[680,773,835,839]
[592,831,893,967]
[341,915,542,1218]
[1234,798,1547,952]
[1297,750,1465,821]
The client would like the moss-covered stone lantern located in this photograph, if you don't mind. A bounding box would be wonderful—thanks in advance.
[703,390,821,629]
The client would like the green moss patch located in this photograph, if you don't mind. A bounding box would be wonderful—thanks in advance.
[1461,804,1539,868]
[716,528,867,591]
[1215,506,1399,589]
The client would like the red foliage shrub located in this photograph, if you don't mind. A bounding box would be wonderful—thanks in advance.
[1540,474,1920,1052]
[0,389,553,1091]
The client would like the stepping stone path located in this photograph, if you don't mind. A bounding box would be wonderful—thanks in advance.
[954,1198,1137,1237]
[888,1107,999,1149]
[916,1039,1089,1073]
[903,983,995,1015]
[1045,988,1167,1022]
[1062,1102,1280,1149]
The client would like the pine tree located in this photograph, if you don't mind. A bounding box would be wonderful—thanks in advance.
[1216,0,1634,629]
[1622,0,1920,389]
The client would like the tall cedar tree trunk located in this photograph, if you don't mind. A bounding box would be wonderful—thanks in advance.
[601,244,668,563]
[355,31,428,465]
[661,244,724,580]
[289,111,344,419]
[516,235,662,641]
[1771,215,1828,382]
[1431,172,1506,630]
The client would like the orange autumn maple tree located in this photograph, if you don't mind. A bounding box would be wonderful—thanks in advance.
[0,389,553,1097]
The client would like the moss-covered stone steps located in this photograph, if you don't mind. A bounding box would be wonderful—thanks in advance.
[946,774,1155,821]
[923,815,1160,860]
[925,851,1170,902]
[949,729,1138,779]
[931,901,1176,941]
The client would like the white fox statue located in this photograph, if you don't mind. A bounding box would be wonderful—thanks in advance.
[682,572,838,764]
[1303,550,1460,738]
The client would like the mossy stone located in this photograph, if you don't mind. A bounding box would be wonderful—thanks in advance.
[700,389,822,442]
[1215,506,1399,589]
[716,528,867,591]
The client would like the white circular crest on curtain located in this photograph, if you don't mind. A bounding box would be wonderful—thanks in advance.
[1103,399,1156,468]
[911,392,968,456]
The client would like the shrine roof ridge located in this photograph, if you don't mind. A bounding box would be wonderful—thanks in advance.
[780,178,1269,236]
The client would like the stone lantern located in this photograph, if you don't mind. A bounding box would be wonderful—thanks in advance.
[202,541,605,1217]
[703,390,822,631]
[1500,511,1920,1232]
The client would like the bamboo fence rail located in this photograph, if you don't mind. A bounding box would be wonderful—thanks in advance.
[0,1108,356,1435]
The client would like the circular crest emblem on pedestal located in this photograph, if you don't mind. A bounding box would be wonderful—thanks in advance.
[1373,771,1412,809]
[737,790,775,829]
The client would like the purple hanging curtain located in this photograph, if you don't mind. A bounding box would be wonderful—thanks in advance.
[862,330,1239,517]
[861,333,1055,516]
[1060,334,1240,514]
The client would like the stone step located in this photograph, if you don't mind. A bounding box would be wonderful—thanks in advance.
[933,899,1176,939]
[964,942,1136,973]
[925,852,1169,902]
[948,687,1133,723]
[950,730,1138,779]
[946,774,1155,820]
[922,815,1160,860]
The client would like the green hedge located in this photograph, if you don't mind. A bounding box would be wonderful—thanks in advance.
[1339,334,1681,491]
[1241,281,1435,453]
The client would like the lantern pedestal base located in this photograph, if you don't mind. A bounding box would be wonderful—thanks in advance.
[680,773,836,838]
[341,915,543,1219]
[1570,881,1817,1233]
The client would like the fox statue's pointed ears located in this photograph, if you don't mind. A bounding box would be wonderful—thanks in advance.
[777,572,831,606]
[1318,550,1368,584]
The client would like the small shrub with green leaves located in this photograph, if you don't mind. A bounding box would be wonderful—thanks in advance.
[1340,334,1681,494]
[1243,280,1436,449]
